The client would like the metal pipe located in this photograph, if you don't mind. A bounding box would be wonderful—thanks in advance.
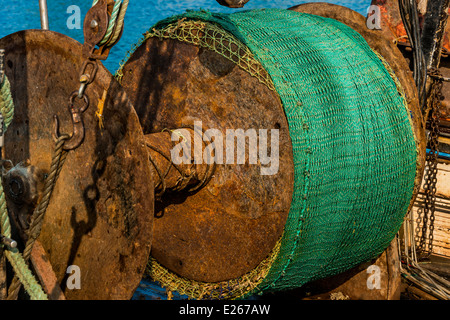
[39,0,49,30]
[427,148,450,159]
[0,235,17,249]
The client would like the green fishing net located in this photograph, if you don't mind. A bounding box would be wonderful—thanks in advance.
[119,8,418,299]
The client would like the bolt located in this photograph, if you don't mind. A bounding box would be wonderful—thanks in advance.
[90,19,99,30]
[1,235,17,249]
[9,178,24,199]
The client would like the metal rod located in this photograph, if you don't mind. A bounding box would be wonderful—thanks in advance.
[0,235,17,249]
[39,0,49,30]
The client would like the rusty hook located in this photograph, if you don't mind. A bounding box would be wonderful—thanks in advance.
[53,91,90,150]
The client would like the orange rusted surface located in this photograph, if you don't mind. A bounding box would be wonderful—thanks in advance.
[120,36,294,283]
[0,30,154,300]
[369,0,450,54]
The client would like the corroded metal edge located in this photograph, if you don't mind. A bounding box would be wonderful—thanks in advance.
[0,30,154,300]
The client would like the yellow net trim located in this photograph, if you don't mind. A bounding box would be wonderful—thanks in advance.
[146,237,282,300]
[116,20,276,92]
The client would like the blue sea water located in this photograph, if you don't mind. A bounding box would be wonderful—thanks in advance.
[0,0,372,300]
[0,0,371,72]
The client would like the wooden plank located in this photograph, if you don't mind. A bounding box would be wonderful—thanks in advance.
[30,241,65,300]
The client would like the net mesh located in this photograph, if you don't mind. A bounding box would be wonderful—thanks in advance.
[119,8,419,299]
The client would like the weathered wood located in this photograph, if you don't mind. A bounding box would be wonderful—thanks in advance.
[406,285,439,300]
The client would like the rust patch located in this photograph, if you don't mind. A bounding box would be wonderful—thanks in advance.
[120,36,294,282]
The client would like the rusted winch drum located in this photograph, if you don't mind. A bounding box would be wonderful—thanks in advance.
[0,4,426,301]
[0,30,154,300]
[117,5,426,299]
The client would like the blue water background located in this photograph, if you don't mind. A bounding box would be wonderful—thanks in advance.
[1,0,371,72]
[0,0,371,300]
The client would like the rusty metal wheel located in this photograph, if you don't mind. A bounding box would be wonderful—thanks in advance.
[0,30,154,300]
[119,31,294,282]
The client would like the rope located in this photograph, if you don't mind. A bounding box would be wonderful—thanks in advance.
[98,0,122,46]
[0,182,48,300]
[146,125,216,200]
[92,0,129,47]
[0,76,15,130]
[6,134,69,300]
[107,0,129,45]
[0,75,47,300]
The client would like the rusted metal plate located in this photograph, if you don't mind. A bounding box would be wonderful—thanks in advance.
[0,30,154,300]
[290,2,426,220]
[120,37,294,282]
[368,0,416,46]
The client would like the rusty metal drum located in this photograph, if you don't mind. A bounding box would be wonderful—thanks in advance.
[0,30,154,300]
[118,27,294,283]
[0,4,427,301]
[118,6,425,299]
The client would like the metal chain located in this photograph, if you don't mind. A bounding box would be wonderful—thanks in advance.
[419,67,443,258]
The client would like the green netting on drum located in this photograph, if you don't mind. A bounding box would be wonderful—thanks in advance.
[120,8,418,298]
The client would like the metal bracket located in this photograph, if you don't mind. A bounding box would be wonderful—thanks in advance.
[82,0,113,60]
